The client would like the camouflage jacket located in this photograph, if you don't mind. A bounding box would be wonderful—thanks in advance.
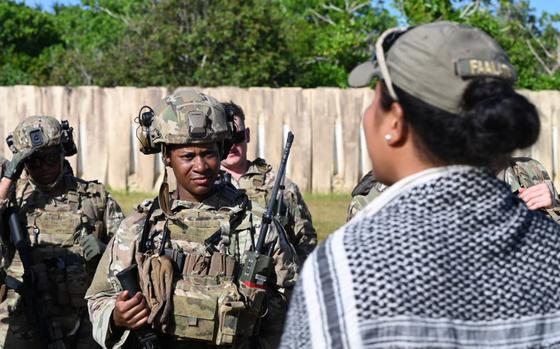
[348,158,560,222]
[498,157,560,222]
[0,167,124,347]
[232,158,317,262]
[85,184,299,349]
[346,171,386,221]
[0,171,124,274]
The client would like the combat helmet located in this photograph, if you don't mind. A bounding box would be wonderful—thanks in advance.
[137,90,234,158]
[7,115,77,157]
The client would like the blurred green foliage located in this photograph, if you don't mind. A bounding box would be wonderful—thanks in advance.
[0,0,558,89]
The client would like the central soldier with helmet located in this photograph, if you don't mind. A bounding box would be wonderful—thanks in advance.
[86,90,299,348]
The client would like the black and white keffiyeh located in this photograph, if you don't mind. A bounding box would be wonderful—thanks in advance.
[280,166,560,349]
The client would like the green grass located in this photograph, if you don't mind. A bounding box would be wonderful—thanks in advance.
[303,193,351,241]
[109,190,351,242]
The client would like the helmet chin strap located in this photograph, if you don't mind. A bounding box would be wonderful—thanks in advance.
[28,153,66,192]
[158,144,171,216]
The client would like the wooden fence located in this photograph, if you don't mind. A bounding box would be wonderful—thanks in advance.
[0,86,559,193]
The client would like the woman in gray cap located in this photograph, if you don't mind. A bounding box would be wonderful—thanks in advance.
[280,21,560,349]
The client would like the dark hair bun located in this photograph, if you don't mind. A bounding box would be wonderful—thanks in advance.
[382,79,540,167]
[460,78,540,163]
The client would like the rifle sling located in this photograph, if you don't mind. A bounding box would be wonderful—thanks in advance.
[139,197,160,253]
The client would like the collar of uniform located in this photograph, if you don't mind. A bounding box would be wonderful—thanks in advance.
[351,165,477,222]
[169,187,224,211]
[242,158,271,177]
[25,173,74,201]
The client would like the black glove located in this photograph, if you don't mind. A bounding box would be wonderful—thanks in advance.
[80,234,107,261]
[3,148,35,180]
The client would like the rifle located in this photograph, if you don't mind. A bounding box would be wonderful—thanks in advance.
[4,207,66,349]
[239,131,294,289]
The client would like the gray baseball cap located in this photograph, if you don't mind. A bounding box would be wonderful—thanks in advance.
[348,21,517,114]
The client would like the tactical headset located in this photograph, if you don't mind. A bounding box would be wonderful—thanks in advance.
[135,105,236,159]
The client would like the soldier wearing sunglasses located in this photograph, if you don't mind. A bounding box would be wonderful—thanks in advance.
[220,101,317,349]
[0,116,124,348]
[220,102,317,262]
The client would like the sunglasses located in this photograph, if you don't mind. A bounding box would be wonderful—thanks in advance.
[25,151,62,170]
[373,26,414,101]
[232,130,247,144]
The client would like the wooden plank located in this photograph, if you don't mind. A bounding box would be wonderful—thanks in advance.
[311,88,335,193]
[263,88,283,170]
[534,90,560,188]
[0,87,9,157]
[246,87,264,160]
[105,87,132,190]
[340,88,366,192]
[39,86,70,118]
[548,91,560,188]
[287,88,312,192]
[359,89,374,176]
[64,87,82,177]
[76,87,108,183]
[518,91,553,173]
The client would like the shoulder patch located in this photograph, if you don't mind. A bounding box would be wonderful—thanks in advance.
[136,198,156,213]
[252,158,271,174]
[509,157,551,189]
[352,171,377,197]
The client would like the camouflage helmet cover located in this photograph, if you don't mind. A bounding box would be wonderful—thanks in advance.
[151,90,231,147]
[9,115,63,153]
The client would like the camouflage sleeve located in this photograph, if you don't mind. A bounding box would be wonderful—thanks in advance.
[103,193,125,242]
[283,181,317,262]
[241,207,300,288]
[85,212,145,348]
[544,180,560,208]
[0,158,12,214]
[346,196,361,222]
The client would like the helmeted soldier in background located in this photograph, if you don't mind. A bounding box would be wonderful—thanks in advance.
[86,91,299,349]
[347,158,560,222]
[0,115,124,348]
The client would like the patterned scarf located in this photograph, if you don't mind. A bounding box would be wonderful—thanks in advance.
[280,166,560,349]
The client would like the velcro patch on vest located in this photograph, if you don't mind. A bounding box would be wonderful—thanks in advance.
[31,211,82,246]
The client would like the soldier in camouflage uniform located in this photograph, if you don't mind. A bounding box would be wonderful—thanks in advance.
[347,158,560,221]
[220,102,317,261]
[498,157,560,222]
[219,102,315,349]
[0,116,124,348]
[86,91,299,349]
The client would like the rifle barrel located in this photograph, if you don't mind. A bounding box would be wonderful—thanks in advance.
[255,132,294,253]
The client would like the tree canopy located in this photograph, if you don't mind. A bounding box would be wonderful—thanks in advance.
[0,0,558,89]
